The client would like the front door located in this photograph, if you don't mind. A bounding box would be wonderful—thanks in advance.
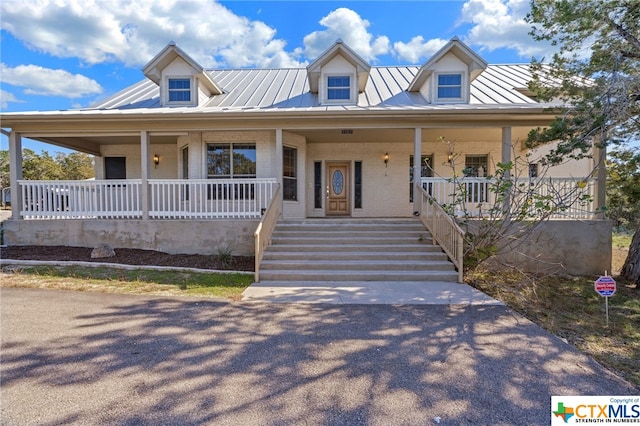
[327,162,349,216]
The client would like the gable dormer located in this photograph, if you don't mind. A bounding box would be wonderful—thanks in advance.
[142,42,222,107]
[306,40,371,105]
[408,37,487,104]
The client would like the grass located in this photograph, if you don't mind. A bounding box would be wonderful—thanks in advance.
[0,265,254,301]
[468,233,640,388]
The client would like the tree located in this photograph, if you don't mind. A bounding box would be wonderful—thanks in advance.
[56,152,94,180]
[606,146,640,231]
[1,149,95,182]
[526,0,640,284]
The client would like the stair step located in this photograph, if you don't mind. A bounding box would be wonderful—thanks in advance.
[263,251,448,261]
[260,259,455,271]
[267,244,444,253]
[257,218,459,284]
[258,269,460,282]
[272,236,433,245]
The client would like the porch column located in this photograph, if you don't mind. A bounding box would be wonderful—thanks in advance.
[501,127,512,212]
[140,130,150,220]
[501,127,512,176]
[9,131,23,220]
[275,128,283,211]
[413,127,422,214]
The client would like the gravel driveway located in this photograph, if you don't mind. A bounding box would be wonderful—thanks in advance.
[1,287,636,425]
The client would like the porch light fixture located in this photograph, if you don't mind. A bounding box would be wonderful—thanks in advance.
[153,154,160,168]
[447,153,454,164]
[383,153,389,167]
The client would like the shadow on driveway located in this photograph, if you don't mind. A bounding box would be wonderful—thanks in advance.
[1,287,636,425]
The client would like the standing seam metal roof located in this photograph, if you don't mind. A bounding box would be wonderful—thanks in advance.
[89,64,541,112]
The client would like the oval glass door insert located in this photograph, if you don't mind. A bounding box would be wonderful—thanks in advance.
[332,170,344,195]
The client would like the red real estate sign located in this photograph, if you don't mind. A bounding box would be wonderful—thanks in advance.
[594,276,617,297]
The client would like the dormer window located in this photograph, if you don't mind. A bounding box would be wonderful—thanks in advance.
[168,78,192,103]
[327,76,351,100]
[437,74,463,99]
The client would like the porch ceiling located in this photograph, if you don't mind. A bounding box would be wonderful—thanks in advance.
[26,134,180,156]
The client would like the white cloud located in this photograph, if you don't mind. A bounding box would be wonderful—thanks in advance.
[302,8,390,62]
[0,64,103,98]
[1,89,23,109]
[394,37,449,64]
[460,0,552,59]
[0,0,304,68]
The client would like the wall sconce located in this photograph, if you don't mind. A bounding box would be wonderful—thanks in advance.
[153,154,160,168]
[383,152,389,167]
[447,153,453,164]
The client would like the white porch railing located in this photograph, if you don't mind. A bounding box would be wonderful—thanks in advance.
[416,185,465,283]
[254,185,282,282]
[149,179,277,219]
[20,180,142,219]
[421,177,597,219]
[18,179,278,220]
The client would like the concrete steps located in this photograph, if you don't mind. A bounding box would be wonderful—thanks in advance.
[257,218,459,283]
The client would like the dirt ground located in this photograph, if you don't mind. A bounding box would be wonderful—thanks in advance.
[0,245,254,272]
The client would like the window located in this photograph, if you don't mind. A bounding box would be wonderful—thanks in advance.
[464,155,488,203]
[409,155,433,202]
[437,74,462,99]
[529,163,539,179]
[354,161,362,209]
[168,78,191,103]
[104,157,126,179]
[283,146,297,201]
[327,76,351,100]
[314,162,322,209]
[206,143,256,178]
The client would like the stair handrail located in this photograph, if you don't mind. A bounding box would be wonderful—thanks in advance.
[254,185,281,282]
[416,184,465,283]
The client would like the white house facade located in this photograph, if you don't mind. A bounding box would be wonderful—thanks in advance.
[1,38,611,277]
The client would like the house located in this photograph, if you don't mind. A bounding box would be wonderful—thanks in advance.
[1,37,611,278]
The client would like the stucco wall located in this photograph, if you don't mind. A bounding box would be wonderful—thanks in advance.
[3,219,258,256]
[485,220,612,276]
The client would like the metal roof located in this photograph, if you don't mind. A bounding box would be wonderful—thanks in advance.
[85,64,544,114]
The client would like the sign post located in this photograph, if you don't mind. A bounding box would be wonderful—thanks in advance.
[594,272,616,327]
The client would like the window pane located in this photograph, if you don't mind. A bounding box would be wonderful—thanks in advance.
[168,78,191,102]
[437,74,462,99]
[438,74,461,86]
[464,155,488,177]
[207,144,231,177]
[232,144,256,176]
[328,88,350,100]
[438,86,462,98]
[105,157,126,179]
[169,78,190,89]
[283,146,297,201]
[328,76,350,87]
[327,76,350,100]
[169,90,191,102]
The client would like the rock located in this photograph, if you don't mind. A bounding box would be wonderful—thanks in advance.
[91,244,115,259]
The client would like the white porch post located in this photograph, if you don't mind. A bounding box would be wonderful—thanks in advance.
[275,128,283,212]
[413,127,422,214]
[501,127,512,176]
[9,131,23,220]
[140,130,150,220]
[501,127,512,211]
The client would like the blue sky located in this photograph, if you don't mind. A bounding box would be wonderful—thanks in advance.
[1,0,550,153]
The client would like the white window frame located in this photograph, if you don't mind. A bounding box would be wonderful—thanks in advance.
[434,72,465,103]
[322,73,356,104]
[164,76,196,106]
